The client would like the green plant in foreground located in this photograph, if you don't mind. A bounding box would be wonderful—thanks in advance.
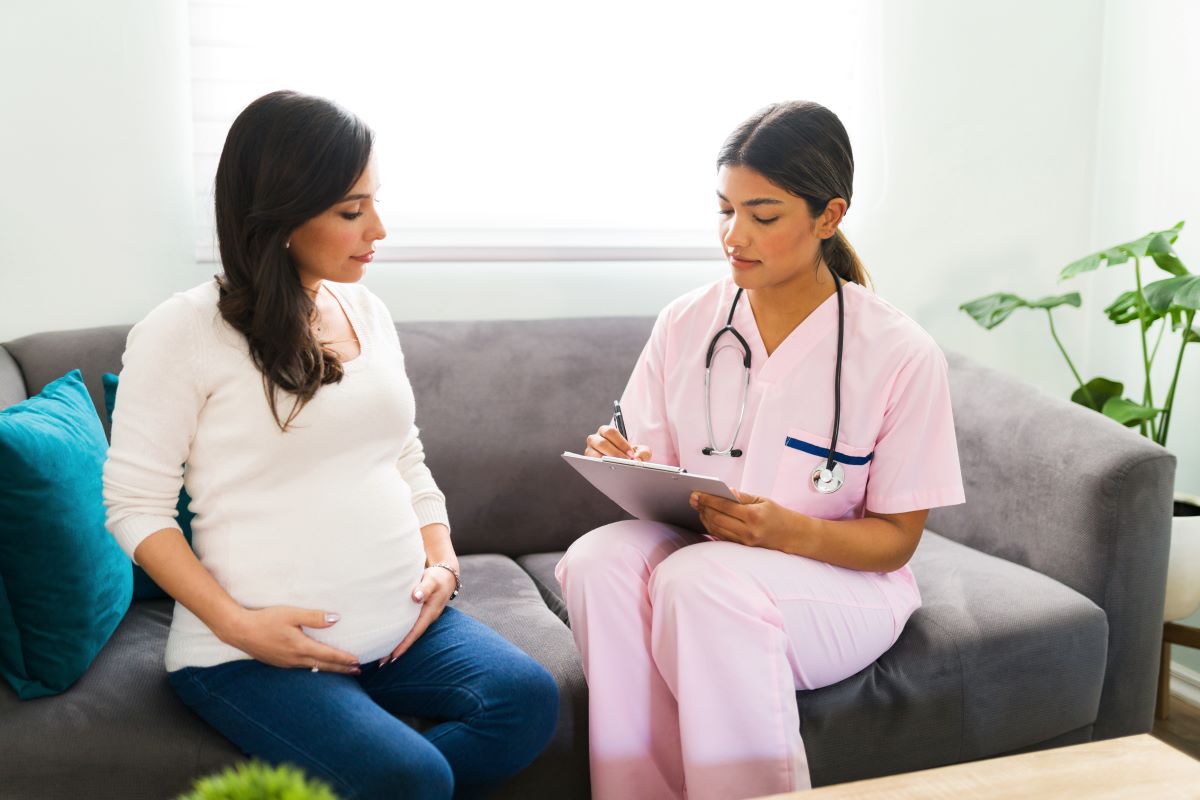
[960,221,1200,448]
[176,761,342,800]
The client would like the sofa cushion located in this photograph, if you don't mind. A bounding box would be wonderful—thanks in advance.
[516,531,1108,786]
[517,552,570,625]
[0,599,240,800]
[102,372,196,601]
[0,369,132,699]
[0,554,589,800]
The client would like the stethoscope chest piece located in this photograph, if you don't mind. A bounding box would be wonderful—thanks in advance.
[811,461,845,495]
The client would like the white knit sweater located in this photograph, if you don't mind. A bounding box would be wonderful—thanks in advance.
[103,280,449,671]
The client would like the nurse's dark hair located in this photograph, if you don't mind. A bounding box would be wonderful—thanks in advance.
[717,101,870,287]
[213,90,374,431]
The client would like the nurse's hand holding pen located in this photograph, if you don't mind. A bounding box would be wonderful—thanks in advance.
[586,404,652,461]
[584,424,654,461]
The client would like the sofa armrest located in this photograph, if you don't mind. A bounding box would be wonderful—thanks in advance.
[0,345,26,411]
[928,351,1174,739]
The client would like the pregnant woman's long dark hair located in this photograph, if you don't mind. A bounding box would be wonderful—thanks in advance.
[214,90,373,430]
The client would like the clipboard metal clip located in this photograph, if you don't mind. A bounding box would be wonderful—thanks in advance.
[599,455,688,475]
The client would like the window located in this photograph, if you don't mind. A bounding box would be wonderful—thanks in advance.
[191,0,882,261]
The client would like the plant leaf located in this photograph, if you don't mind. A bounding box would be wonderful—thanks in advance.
[1060,253,1104,280]
[959,293,1025,329]
[1100,247,1131,267]
[1145,225,1189,275]
[1185,327,1200,345]
[1101,396,1161,427]
[1059,221,1186,279]
[1026,292,1082,310]
[1144,274,1200,313]
[1103,290,1143,325]
[959,292,1079,330]
[1104,289,1169,330]
[1071,377,1123,412]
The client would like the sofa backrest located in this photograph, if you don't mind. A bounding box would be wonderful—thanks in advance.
[0,318,1177,739]
[0,318,655,558]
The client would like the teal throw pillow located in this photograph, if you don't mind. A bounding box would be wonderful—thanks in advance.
[0,369,133,699]
[102,372,194,601]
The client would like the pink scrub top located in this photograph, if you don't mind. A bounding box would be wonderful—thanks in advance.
[620,277,966,593]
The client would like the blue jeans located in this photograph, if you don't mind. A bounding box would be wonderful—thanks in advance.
[168,607,558,800]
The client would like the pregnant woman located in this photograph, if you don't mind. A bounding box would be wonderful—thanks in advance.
[103,90,557,800]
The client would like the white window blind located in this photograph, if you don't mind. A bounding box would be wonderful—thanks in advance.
[190,0,883,262]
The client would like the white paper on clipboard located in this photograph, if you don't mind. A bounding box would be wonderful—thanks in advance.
[562,452,739,534]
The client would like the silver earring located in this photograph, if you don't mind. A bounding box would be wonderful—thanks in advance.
[285,239,291,249]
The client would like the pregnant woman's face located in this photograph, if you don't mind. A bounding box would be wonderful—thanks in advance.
[289,156,387,286]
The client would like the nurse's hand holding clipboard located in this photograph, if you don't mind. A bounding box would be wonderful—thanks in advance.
[689,489,790,549]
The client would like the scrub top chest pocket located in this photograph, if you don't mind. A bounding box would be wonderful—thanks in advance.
[772,427,874,521]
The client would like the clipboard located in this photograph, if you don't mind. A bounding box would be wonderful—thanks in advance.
[562,452,739,534]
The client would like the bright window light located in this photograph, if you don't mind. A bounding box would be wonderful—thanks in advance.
[190,0,883,261]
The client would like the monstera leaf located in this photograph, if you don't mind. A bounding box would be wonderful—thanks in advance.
[1143,273,1200,314]
[1060,221,1187,279]
[1103,290,1160,328]
[1070,377,1160,427]
[959,292,1081,330]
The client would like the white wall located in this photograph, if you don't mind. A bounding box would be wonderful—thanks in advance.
[860,0,1104,400]
[0,0,205,343]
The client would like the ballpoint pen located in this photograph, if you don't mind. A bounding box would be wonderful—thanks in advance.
[612,400,628,441]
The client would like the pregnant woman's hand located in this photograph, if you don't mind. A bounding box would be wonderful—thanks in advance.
[220,606,362,674]
[376,566,459,666]
[585,424,652,461]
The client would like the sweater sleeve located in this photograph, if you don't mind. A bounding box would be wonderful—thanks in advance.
[397,424,451,531]
[361,287,452,532]
[102,294,206,563]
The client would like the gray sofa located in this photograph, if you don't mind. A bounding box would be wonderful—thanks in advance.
[0,316,1175,799]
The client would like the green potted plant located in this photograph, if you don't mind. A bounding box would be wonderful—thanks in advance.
[959,222,1200,623]
[176,761,342,800]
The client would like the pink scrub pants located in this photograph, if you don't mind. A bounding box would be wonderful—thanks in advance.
[555,520,920,800]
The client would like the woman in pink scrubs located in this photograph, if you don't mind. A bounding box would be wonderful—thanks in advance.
[555,101,966,799]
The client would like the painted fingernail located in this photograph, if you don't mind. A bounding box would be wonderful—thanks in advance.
[377,657,387,667]
[325,613,340,623]
[350,667,362,676]
[389,656,399,664]
[413,589,424,602]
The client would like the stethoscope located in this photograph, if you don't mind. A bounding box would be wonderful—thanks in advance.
[702,261,848,495]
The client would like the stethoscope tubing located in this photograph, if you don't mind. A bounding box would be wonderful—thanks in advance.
[703,261,847,492]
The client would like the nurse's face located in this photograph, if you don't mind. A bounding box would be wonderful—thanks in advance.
[716,164,835,291]
[289,155,388,288]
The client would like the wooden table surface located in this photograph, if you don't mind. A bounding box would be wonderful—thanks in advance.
[755,734,1200,799]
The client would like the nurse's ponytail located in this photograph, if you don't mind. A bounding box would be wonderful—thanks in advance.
[821,229,868,287]
[718,101,871,288]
